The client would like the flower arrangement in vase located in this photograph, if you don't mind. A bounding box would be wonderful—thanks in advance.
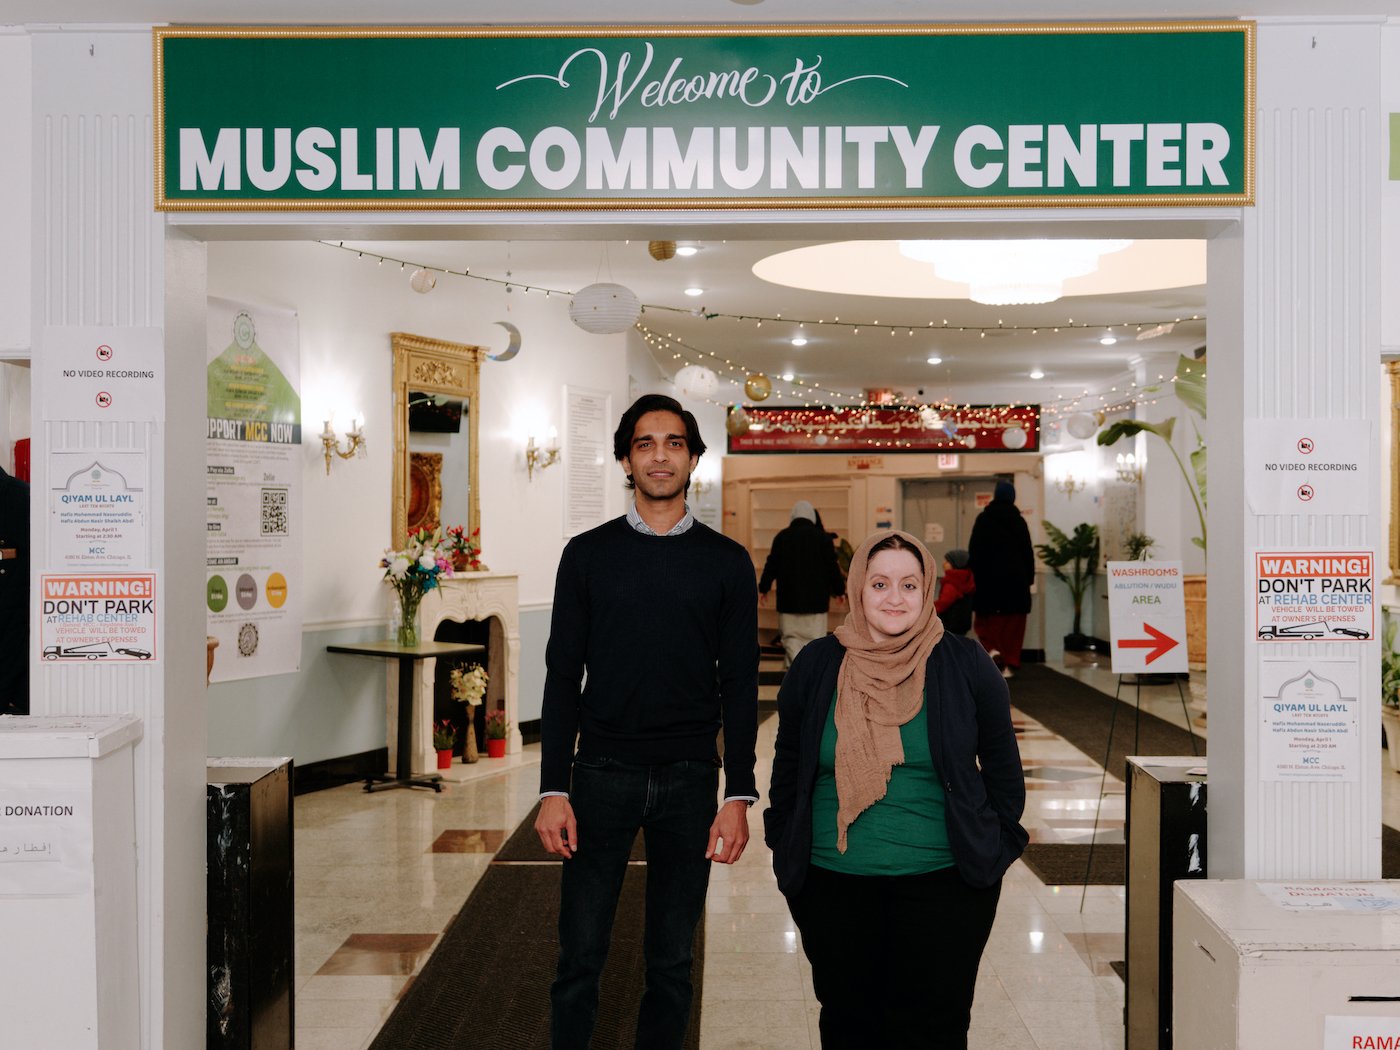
[380,527,453,647]
[484,707,509,758]
[431,719,456,770]
[450,662,489,763]
[445,524,486,573]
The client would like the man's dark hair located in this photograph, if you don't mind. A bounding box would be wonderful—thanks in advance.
[613,393,707,491]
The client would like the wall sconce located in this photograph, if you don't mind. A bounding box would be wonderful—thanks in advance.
[690,477,712,497]
[320,417,365,475]
[525,432,560,481]
[1115,452,1144,484]
[1054,473,1086,497]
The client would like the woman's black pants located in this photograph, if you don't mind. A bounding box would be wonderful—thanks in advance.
[788,863,1002,1050]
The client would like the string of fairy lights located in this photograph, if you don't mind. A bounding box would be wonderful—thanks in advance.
[323,239,1204,427]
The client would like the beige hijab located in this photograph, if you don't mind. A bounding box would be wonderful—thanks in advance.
[830,530,945,851]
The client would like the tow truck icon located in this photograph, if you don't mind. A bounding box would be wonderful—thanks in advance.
[1257,621,1370,640]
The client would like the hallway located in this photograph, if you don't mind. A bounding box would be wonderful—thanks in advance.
[287,655,1229,1049]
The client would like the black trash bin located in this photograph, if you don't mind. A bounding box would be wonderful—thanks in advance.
[208,758,295,1050]
[1125,757,1207,1050]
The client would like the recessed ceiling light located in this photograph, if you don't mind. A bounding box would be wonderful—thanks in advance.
[1029,369,1045,380]
[1100,334,1118,346]
[684,287,704,297]
[675,245,699,257]
[791,336,808,346]
[926,355,943,366]
[781,372,794,382]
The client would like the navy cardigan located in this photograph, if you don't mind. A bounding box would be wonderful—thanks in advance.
[763,633,1028,897]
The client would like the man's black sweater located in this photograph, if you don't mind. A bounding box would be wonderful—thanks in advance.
[539,516,760,798]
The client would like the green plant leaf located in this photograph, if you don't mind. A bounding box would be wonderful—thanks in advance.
[1191,536,1206,549]
[1097,417,1175,447]
[1190,441,1208,510]
[1175,353,1207,419]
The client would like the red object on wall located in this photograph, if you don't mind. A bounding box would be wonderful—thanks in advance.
[727,405,1040,454]
[13,438,29,481]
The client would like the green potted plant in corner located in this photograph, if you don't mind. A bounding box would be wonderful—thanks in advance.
[1034,520,1101,652]
[432,719,456,770]
[1125,531,1156,561]
[1381,612,1400,773]
[484,707,509,759]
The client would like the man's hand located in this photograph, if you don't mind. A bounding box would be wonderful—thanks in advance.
[758,592,770,608]
[535,795,578,859]
[706,800,751,864]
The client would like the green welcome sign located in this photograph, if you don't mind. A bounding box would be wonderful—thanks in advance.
[155,22,1254,210]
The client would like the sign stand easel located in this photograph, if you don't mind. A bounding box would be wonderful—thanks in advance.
[1078,561,1194,912]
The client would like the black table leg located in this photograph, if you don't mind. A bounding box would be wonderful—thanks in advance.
[365,655,443,792]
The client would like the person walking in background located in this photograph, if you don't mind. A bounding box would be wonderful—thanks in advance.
[534,393,759,1050]
[968,480,1035,679]
[0,463,29,716]
[764,530,1027,1049]
[934,548,975,637]
[759,500,846,666]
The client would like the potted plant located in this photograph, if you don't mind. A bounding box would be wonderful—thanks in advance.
[431,719,456,770]
[1125,531,1156,561]
[1034,520,1100,652]
[444,524,486,573]
[1382,612,1400,773]
[484,707,509,759]
[450,662,489,764]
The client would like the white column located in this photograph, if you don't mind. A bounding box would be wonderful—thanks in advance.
[29,28,205,1048]
[1209,17,1384,879]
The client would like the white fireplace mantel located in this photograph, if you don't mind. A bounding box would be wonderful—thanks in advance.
[385,572,522,776]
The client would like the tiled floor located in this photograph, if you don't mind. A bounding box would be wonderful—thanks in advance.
[286,653,1381,1049]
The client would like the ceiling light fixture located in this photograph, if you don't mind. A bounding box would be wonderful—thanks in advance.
[684,287,705,297]
[1029,369,1046,380]
[897,239,1132,306]
[675,245,699,257]
[781,372,794,382]
[1100,333,1119,346]
[791,336,808,346]
[926,355,943,366]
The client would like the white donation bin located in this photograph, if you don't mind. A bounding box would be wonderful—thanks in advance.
[0,715,143,1050]
[1175,879,1400,1050]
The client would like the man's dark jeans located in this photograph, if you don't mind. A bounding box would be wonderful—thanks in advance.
[551,754,718,1050]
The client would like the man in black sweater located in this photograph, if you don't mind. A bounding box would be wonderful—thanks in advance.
[535,394,758,1050]
[758,499,845,665]
[0,463,29,715]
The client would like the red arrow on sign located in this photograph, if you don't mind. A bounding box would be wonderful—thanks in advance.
[1115,623,1180,665]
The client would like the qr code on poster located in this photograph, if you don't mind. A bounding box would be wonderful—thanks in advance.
[261,488,289,535]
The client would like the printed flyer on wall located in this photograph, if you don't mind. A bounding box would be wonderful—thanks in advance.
[38,573,157,663]
[206,297,303,682]
[1259,658,1360,782]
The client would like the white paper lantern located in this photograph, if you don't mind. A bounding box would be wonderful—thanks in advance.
[568,282,642,334]
[1002,425,1028,450]
[409,268,437,294]
[674,364,718,399]
[1065,412,1098,440]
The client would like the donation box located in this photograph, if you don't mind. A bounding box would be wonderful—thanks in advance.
[1175,879,1400,1049]
[0,715,143,1050]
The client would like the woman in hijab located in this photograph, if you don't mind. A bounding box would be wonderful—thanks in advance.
[765,530,1027,1050]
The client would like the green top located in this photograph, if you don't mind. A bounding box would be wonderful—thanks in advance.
[811,691,954,876]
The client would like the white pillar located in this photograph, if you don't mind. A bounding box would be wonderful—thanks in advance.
[29,27,205,1048]
[1208,17,1384,879]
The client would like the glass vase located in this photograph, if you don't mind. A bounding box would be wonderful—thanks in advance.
[397,587,423,648]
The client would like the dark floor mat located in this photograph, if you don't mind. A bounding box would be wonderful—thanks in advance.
[367,865,702,1049]
[1020,842,1125,886]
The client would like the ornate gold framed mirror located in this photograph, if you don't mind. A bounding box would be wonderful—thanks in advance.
[391,332,483,550]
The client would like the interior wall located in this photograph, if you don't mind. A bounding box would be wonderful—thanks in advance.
[205,240,632,756]
[0,31,29,356]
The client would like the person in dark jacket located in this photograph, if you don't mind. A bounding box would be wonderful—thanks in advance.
[967,479,1035,678]
[758,500,845,665]
[0,463,29,715]
[934,547,976,636]
[764,530,1027,1050]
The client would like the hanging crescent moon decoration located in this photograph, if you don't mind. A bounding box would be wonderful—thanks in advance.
[489,321,522,362]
